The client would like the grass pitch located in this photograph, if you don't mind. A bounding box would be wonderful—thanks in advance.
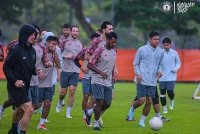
[0,80,199,134]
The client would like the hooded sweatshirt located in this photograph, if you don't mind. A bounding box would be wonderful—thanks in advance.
[3,24,37,90]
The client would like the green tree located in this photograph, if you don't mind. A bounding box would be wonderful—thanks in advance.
[0,0,32,24]
[65,0,95,38]
[114,0,200,36]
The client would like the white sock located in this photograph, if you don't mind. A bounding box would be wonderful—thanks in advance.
[39,118,46,125]
[59,99,63,105]
[163,105,167,109]
[67,106,72,115]
[94,120,99,127]
[139,115,147,123]
[156,112,162,118]
[87,108,94,116]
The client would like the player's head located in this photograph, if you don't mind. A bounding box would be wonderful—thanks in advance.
[90,33,100,41]
[101,21,113,34]
[46,36,59,49]
[162,37,171,51]
[40,29,47,40]
[63,23,71,37]
[149,31,160,48]
[105,32,118,48]
[32,24,40,43]
[44,32,54,46]
[19,24,36,46]
[71,26,79,39]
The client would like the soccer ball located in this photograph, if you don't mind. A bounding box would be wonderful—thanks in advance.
[149,117,163,131]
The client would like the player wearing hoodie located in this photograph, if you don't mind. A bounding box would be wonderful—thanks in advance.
[3,24,39,134]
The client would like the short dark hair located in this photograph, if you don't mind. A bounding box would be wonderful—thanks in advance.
[162,37,171,44]
[149,31,159,38]
[101,21,112,30]
[105,32,118,40]
[32,24,40,32]
[71,25,79,30]
[63,23,71,29]
[90,33,100,40]
[46,36,59,42]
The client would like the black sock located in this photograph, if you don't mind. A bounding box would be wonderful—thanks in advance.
[20,130,26,134]
[11,123,18,133]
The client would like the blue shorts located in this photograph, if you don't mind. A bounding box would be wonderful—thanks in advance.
[60,72,79,88]
[38,87,53,102]
[92,84,112,104]
[82,78,92,95]
[29,86,39,104]
[137,84,156,98]
[159,81,176,91]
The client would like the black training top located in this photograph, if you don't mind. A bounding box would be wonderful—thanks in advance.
[3,24,36,90]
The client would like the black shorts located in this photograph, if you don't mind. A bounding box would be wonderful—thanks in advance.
[8,88,30,107]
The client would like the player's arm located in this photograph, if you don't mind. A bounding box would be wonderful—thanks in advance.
[87,48,108,79]
[32,50,37,75]
[40,45,52,68]
[88,63,107,79]
[74,48,88,72]
[87,37,102,55]
[52,45,61,69]
[157,50,164,78]
[112,64,118,83]
[3,48,18,83]
[172,51,181,73]
[133,49,142,83]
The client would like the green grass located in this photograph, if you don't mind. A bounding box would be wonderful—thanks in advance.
[0,80,200,134]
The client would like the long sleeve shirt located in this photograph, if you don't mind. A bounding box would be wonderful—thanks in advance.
[133,44,164,86]
[3,44,36,90]
[159,48,181,81]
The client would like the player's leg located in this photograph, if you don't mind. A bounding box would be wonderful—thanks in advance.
[9,90,33,134]
[20,102,34,133]
[56,71,69,113]
[98,86,112,128]
[128,84,146,122]
[138,85,155,127]
[126,96,138,121]
[159,82,167,113]
[152,87,170,122]
[138,96,152,127]
[82,78,90,122]
[0,90,14,119]
[91,84,104,130]
[66,72,79,118]
[167,81,175,110]
[38,87,53,130]
[29,86,39,113]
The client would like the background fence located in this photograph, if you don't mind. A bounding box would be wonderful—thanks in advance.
[1,48,200,82]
